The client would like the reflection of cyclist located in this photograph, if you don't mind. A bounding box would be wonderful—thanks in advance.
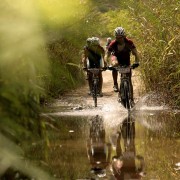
[82,37,106,97]
[87,115,111,178]
[105,27,140,105]
[109,116,145,179]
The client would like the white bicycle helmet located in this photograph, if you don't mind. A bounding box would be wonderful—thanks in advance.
[86,37,92,46]
[91,37,100,46]
[114,27,126,37]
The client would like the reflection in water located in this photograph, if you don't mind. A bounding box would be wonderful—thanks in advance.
[86,115,146,179]
[109,115,146,179]
[87,115,111,178]
[34,112,179,179]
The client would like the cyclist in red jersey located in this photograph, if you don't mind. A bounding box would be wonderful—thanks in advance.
[105,27,140,105]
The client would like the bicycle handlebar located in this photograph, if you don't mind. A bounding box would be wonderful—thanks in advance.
[107,63,139,71]
[83,67,107,72]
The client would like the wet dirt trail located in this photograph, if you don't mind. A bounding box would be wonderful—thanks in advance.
[50,69,143,116]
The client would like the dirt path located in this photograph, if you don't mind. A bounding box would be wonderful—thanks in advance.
[54,69,143,113]
[52,38,145,113]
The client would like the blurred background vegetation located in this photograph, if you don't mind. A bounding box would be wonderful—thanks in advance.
[0,0,179,178]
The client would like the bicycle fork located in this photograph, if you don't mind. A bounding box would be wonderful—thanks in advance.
[119,78,132,109]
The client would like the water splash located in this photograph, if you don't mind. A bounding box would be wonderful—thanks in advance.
[134,93,169,111]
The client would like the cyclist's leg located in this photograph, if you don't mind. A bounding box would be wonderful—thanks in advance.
[111,56,118,92]
[98,72,103,96]
[112,70,118,92]
[99,72,102,92]
[88,61,94,95]
[88,72,93,95]
[112,70,118,85]
[97,60,103,96]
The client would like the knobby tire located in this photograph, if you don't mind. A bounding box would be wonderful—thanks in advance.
[93,82,98,107]
[120,80,130,110]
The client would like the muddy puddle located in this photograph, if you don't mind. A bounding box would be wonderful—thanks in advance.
[31,70,180,179]
[36,107,180,180]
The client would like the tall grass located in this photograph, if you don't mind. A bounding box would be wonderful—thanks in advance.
[0,0,179,177]
[0,0,49,139]
[36,0,111,97]
[105,0,180,108]
[0,0,51,177]
[130,0,180,108]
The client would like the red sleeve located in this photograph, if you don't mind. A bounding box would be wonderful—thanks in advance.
[107,40,116,52]
[125,38,136,49]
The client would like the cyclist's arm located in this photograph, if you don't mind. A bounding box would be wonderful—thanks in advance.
[132,48,140,63]
[104,50,111,66]
[82,49,88,68]
[101,47,107,67]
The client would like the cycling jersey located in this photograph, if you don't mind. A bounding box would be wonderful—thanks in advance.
[84,45,105,68]
[107,38,136,66]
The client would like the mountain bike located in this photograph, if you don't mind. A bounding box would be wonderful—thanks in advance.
[87,68,105,107]
[110,115,145,178]
[108,65,137,110]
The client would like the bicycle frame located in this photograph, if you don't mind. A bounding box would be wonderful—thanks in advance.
[112,66,133,110]
[87,68,103,107]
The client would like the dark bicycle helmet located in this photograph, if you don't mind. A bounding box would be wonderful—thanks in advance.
[114,27,126,37]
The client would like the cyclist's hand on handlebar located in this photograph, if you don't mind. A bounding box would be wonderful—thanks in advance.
[107,66,114,70]
[132,62,139,69]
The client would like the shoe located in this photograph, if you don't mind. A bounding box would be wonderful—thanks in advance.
[113,84,118,92]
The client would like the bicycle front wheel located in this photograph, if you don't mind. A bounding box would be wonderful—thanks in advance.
[93,81,98,107]
[120,80,130,110]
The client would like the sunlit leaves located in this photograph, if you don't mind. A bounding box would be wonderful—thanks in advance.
[0,0,49,139]
[35,0,87,27]
[121,0,180,108]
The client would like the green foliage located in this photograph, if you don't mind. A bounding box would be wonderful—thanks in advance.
[112,0,180,108]
[0,0,53,177]
[37,0,110,97]
[0,0,49,140]
[0,0,179,177]
[104,9,141,38]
